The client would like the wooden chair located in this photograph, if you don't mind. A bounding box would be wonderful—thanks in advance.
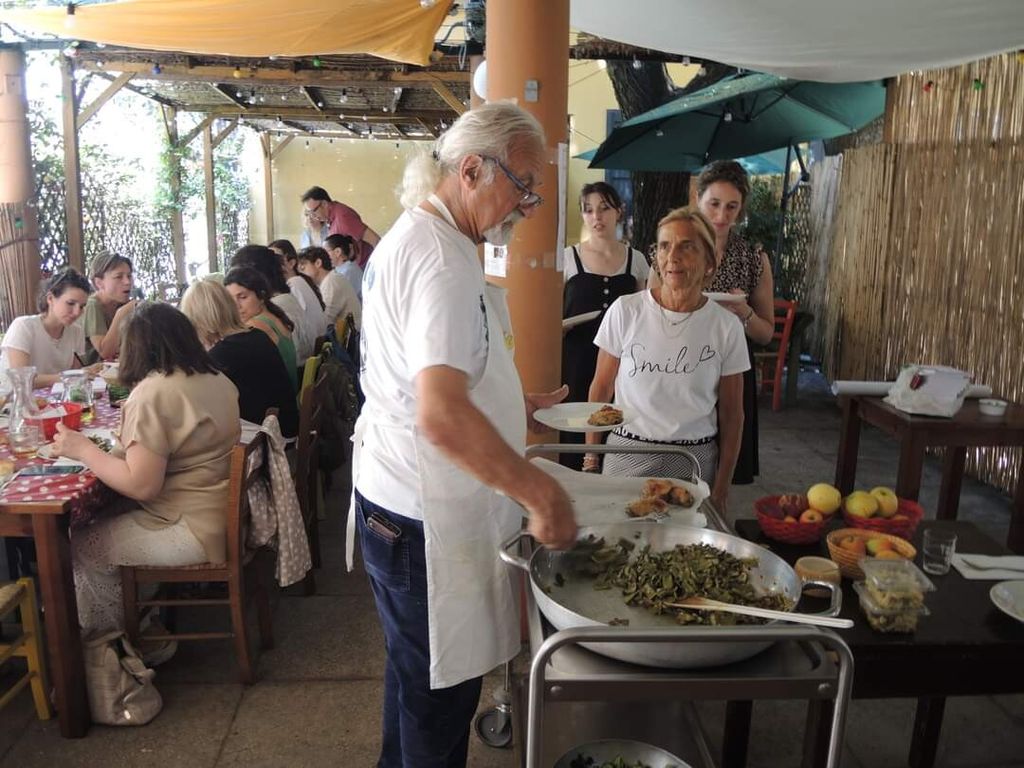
[294,368,329,595]
[120,432,273,684]
[753,298,799,412]
[0,577,52,720]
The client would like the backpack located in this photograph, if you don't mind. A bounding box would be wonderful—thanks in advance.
[314,337,361,475]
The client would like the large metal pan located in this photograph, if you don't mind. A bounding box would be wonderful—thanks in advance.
[500,522,842,669]
[554,739,690,767]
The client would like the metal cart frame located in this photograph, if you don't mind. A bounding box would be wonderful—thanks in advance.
[502,443,854,767]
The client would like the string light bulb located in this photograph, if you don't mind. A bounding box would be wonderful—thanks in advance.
[151,62,161,75]
[682,56,691,66]
[232,66,242,79]
[312,56,322,69]
[64,2,76,29]
[420,0,438,8]
[339,89,348,103]
[723,111,733,122]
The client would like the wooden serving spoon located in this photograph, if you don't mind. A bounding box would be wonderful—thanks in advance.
[666,597,854,629]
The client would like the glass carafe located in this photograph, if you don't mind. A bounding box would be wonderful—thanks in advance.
[7,366,39,432]
[60,369,94,422]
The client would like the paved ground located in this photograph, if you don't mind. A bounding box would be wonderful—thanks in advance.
[1,371,1022,767]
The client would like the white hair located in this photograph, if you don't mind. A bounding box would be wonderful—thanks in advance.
[398,101,545,210]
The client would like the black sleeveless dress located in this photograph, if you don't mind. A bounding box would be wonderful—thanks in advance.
[560,246,640,469]
[707,232,763,485]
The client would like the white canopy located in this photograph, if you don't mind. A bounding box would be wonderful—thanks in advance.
[571,0,1024,82]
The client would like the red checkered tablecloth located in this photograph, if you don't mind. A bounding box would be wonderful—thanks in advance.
[1,391,123,524]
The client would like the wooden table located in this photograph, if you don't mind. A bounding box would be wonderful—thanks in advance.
[0,395,122,738]
[734,519,1024,768]
[835,395,1024,553]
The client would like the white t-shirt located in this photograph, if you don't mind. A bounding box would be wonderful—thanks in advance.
[0,315,86,376]
[356,206,489,517]
[594,291,749,442]
[320,270,362,328]
[285,276,328,353]
[272,291,319,363]
[562,245,650,285]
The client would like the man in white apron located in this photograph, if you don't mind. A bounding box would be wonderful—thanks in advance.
[351,102,578,767]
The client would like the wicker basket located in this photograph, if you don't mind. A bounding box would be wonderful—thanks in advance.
[841,498,924,540]
[755,496,827,545]
[826,528,918,580]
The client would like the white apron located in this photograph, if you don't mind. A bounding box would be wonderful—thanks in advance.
[347,197,526,689]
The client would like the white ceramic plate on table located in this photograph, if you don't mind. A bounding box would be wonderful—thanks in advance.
[703,291,747,303]
[36,428,117,460]
[990,580,1024,622]
[532,402,635,433]
[562,310,602,332]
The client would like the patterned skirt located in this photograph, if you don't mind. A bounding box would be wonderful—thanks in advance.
[602,429,718,486]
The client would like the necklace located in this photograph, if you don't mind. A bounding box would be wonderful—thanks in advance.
[655,290,705,337]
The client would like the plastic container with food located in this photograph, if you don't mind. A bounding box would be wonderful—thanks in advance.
[860,557,935,608]
[854,581,930,633]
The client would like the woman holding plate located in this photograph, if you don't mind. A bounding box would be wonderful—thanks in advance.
[696,160,775,485]
[561,182,649,468]
[584,207,747,515]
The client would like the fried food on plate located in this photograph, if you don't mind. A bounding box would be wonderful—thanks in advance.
[587,404,623,426]
[641,478,674,499]
[625,497,668,518]
[667,485,695,508]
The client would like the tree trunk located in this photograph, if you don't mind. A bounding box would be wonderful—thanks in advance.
[606,60,735,257]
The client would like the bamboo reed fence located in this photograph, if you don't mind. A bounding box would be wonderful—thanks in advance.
[0,203,41,329]
[824,135,1024,494]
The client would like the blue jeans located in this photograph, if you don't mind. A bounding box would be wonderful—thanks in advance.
[355,490,483,768]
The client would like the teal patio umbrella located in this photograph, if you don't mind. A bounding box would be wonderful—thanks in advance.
[589,73,884,172]
[574,147,790,175]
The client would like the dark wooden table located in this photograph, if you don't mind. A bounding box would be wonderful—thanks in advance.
[834,395,1024,553]
[0,394,123,738]
[735,518,1024,768]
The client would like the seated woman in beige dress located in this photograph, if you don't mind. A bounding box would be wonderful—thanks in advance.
[53,303,241,659]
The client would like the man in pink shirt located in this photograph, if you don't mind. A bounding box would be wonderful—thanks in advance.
[301,186,381,268]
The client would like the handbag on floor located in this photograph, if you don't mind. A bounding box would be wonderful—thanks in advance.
[83,630,163,726]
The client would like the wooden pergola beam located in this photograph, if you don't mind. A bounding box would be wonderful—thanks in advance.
[259,133,275,242]
[281,120,311,134]
[185,105,452,124]
[177,114,216,148]
[203,124,217,272]
[77,72,134,130]
[74,60,469,88]
[270,135,295,160]
[211,118,238,149]
[161,105,187,284]
[60,57,85,271]
[212,84,250,108]
[430,81,468,115]
[301,86,325,112]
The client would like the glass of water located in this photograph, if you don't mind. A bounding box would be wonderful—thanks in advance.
[922,528,957,575]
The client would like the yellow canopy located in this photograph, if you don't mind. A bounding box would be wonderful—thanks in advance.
[0,0,451,66]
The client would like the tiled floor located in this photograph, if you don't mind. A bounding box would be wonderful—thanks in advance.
[2,372,1022,767]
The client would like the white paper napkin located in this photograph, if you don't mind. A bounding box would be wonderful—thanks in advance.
[952,553,1024,580]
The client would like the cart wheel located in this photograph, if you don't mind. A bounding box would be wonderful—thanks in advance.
[474,707,513,748]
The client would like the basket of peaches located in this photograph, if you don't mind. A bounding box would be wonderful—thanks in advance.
[840,486,923,539]
[754,483,843,545]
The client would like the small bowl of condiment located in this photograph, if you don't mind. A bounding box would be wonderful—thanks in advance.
[978,398,1008,417]
[795,556,841,598]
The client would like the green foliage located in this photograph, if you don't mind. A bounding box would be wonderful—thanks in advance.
[738,177,784,261]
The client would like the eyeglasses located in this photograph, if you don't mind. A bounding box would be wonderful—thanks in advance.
[304,200,326,218]
[482,156,543,209]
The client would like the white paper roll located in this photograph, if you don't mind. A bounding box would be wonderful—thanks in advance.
[830,380,993,398]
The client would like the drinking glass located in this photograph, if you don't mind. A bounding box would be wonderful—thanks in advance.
[8,425,41,458]
[922,528,957,575]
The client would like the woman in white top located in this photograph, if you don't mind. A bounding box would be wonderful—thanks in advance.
[230,245,323,362]
[585,207,748,514]
[268,238,329,324]
[324,233,363,300]
[561,182,649,468]
[297,246,361,328]
[0,269,97,387]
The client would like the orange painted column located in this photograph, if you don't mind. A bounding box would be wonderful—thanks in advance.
[485,0,568,405]
[0,47,41,323]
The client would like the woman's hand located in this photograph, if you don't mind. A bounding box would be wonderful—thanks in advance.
[716,290,753,320]
[709,490,728,519]
[114,299,138,321]
[525,384,569,434]
[52,423,96,462]
[83,362,104,377]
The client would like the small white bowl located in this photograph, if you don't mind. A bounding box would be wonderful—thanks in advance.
[978,398,1008,417]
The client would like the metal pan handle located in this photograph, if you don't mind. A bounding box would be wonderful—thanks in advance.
[802,580,843,617]
[498,530,533,571]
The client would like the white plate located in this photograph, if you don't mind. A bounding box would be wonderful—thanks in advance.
[532,457,709,527]
[36,428,117,460]
[703,291,747,303]
[990,580,1024,622]
[532,402,635,433]
[562,310,602,331]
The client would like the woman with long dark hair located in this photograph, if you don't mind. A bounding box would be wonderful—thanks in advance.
[223,267,299,392]
[53,302,240,659]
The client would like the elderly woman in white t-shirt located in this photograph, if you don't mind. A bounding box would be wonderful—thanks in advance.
[0,269,99,387]
[585,207,748,514]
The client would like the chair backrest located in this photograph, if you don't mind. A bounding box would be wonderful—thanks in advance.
[225,431,269,567]
[294,369,328,524]
[772,298,798,347]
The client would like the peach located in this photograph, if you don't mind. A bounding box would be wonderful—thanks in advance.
[783,515,798,523]
[839,536,867,556]
[875,549,905,560]
[866,538,893,556]
[799,509,824,524]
